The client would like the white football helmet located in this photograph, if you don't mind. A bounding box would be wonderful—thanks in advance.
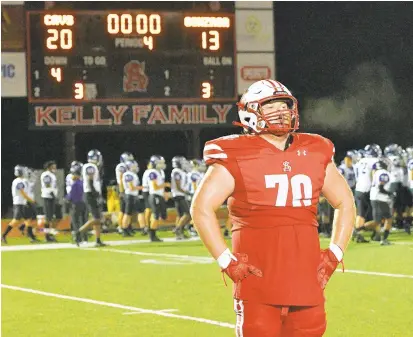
[235,79,299,135]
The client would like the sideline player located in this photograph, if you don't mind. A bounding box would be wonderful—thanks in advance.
[78,149,106,247]
[115,152,134,234]
[364,160,393,245]
[191,80,355,337]
[122,160,146,235]
[171,156,191,240]
[23,167,40,242]
[41,160,58,242]
[2,166,38,243]
[338,151,357,193]
[141,160,153,233]
[353,145,380,242]
[65,166,86,245]
[147,155,170,242]
[406,146,413,231]
[186,159,205,236]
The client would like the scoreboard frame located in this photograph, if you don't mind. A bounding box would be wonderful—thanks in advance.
[26,10,238,104]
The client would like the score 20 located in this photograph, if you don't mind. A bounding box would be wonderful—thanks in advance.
[44,14,75,50]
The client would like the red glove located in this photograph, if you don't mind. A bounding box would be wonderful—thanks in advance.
[317,248,344,289]
[222,253,263,286]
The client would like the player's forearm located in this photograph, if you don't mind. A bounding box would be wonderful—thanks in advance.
[153,183,167,190]
[21,190,34,203]
[191,204,228,259]
[176,183,186,193]
[330,200,356,253]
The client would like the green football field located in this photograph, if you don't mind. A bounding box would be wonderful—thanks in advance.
[2,230,413,337]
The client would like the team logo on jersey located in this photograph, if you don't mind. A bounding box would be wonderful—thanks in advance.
[123,60,149,93]
[297,150,307,156]
[283,161,291,172]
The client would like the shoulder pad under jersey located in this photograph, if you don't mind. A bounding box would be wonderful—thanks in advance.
[296,133,335,165]
[203,134,251,166]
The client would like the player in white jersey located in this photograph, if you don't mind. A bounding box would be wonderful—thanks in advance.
[115,152,134,233]
[385,144,413,232]
[40,160,59,242]
[186,159,206,236]
[387,155,406,226]
[363,161,393,245]
[121,160,146,236]
[142,161,154,229]
[338,151,356,191]
[353,145,380,242]
[2,166,38,244]
[22,167,40,242]
[147,155,170,242]
[171,156,191,240]
[408,153,413,195]
[187,159,205,196]
[78,149,106,247]
[406,148,413,232]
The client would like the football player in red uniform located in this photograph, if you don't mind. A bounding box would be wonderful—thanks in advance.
[190,80,356,337]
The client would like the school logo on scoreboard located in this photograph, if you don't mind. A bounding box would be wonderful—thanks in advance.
[123,60,149,93]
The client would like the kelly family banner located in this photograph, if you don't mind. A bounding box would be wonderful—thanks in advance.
[29,103,238,130]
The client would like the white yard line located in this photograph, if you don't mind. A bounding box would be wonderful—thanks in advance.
[2,236,412,252]
[390,241,413,245]
[3,237,413,279]
[0,237,202,252]
[319,238,413,246]
[95,248,413,280]
[1,284,234,329]
[336,269,413,279]
[96,247,213,262]
[123,309,179,315]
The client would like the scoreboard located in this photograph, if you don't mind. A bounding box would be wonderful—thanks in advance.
[26,11,237,103]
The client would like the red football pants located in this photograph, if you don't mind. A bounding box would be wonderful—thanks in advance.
[234,300,327,337]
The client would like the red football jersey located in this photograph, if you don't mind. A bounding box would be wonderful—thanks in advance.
[203,133,335,306]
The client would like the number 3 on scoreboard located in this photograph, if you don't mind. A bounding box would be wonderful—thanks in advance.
[201,82,211,98]
[265,174,313,207]
[74,82,84,99]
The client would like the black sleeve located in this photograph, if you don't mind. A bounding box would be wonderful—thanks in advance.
[88,177,97,195]
[379,185,392,196]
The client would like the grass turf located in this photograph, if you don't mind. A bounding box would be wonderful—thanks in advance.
[2,230,413,337]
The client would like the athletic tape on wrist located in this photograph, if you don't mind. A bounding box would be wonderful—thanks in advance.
[216,248,237,269]
[329,243,344,262]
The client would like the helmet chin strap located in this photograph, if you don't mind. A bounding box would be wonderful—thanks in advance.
[283,134,294,150]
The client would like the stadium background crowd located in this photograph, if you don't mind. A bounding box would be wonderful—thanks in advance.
[2,2,413,242]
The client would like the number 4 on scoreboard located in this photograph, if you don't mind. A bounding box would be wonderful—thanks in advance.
[50,67,62,82]
[143,36,153,50]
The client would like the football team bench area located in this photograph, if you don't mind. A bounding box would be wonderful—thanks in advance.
[2,229,413,336]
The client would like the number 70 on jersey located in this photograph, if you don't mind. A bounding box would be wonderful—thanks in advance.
[265,174,313,207]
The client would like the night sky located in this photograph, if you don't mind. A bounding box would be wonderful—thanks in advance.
[2,1,413,213]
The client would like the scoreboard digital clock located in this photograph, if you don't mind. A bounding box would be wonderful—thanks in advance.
[26,10,237,103]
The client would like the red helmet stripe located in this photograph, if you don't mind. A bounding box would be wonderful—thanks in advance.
[273,80,284,91]
[265,79,277,90]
